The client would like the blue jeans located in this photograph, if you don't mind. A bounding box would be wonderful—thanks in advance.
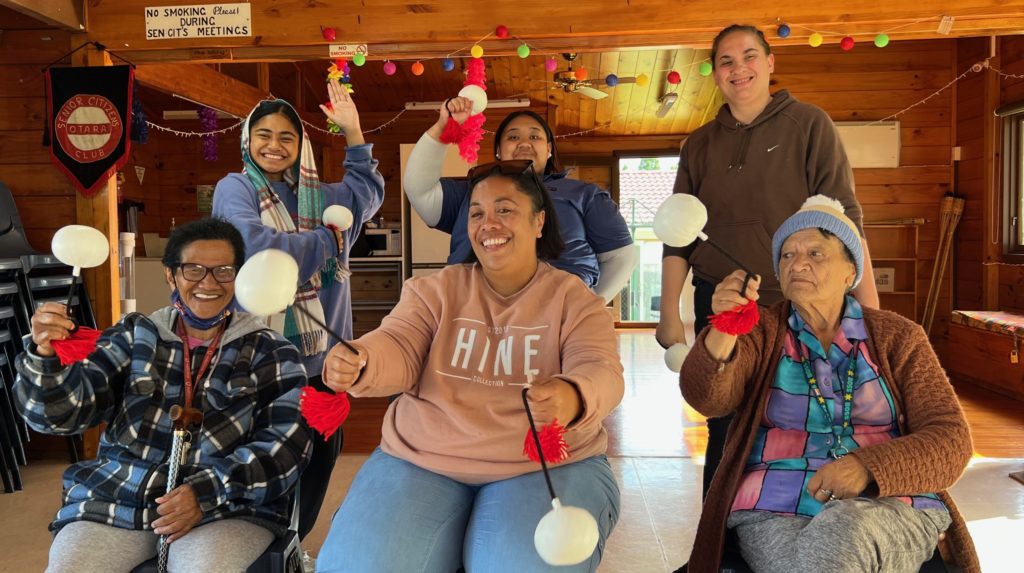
[316,449,620,573]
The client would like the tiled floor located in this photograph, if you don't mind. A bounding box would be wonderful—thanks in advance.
[2,332,1023,572]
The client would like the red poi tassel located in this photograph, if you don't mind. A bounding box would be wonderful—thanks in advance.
[709,300,760,336]
[523,420,570,465]
[300,386,351,440]
[51,326,102,365]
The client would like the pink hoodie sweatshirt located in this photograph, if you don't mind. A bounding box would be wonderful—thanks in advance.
[349,263,624,483]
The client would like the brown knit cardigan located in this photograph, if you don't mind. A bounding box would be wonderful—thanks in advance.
[680,302,979,573]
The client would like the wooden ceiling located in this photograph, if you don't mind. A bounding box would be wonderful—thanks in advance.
[77,1,1024,60]
[5,0,1024,138]
[282,51,723,136]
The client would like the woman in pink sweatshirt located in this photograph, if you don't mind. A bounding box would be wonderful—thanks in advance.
[316,160,624,572]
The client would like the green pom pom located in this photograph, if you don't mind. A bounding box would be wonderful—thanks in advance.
[517,44,530,58]
[352,53,366,66]
[698,61,712,76]
[874,34,890,48]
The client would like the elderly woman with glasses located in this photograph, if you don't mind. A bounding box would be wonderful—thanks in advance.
[315,160,624,572]
[679,197,978,573]
[15,218,312,573]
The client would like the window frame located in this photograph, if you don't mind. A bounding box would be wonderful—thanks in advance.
[1001,105,1024,259]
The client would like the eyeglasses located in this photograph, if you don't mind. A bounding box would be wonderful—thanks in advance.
[176,263,238,283]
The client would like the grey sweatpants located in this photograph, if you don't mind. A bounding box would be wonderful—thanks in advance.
[46,519,275,573]
[727,497,952,573]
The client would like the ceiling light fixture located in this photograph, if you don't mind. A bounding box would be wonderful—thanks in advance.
[162,109,237,120]
[655,92,678,118]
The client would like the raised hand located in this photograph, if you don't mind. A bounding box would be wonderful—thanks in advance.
[30,302,75,357]
[319,78,364,145]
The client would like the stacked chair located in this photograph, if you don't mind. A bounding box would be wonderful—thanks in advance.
[0,183,92,491]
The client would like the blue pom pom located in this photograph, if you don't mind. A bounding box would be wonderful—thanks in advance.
[777,24,791,38]
[605,74,619,87]
[441,58,455,72]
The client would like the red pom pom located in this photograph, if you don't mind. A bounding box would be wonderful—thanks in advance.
[840,36,855,51]
[321,27,337,42]
[667,70,682,84]
[300,387,350,440]
[438,114,464,144]
[709,300,760,335]
[51,327,102,365]
[523,420,570,465]
[465,57,487,89]
[495,25,510,38]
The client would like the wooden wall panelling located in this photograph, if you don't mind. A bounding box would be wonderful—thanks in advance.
[774,41,956,341]
[0,31,74,253]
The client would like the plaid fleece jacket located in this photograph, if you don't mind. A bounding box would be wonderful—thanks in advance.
[14,308,312,533]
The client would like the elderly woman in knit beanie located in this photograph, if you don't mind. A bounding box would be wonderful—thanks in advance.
[678,196,979,573]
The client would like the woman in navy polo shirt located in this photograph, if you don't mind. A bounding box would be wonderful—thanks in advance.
[404,99,636,302]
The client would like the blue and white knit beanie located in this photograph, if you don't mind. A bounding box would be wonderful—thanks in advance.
[771,195,864,288]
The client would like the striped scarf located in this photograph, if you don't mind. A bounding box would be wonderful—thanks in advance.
[241,99,349,356]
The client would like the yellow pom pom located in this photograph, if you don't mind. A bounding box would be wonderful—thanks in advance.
[809,32,824,48]
[471,45,484,58]
[635,73,649,87]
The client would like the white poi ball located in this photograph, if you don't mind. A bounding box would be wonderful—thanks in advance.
[458,84,488,114]
[51,225,109,269]
[664,343,691,373]
[234,249,300,316]
[323,205,354,231]
[534,498,599,566]
[653,193,708,248]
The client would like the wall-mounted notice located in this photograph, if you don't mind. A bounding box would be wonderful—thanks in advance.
[329,44,369,58]
[145,4,251,40]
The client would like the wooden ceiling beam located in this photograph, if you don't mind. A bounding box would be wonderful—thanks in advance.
[134,63,330,144]
[0,0,83,31]
[86,1,1024,62]
[135,63,266,119]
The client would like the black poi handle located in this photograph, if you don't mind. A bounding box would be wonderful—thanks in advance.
[64,272,80,333]
[701,237,756,278]
[289,304,359,355]
[521,387,558,501]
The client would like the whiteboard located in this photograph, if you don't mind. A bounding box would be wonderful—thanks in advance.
[835,121,900,168]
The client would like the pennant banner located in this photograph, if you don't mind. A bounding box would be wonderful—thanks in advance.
[46,66,134,197]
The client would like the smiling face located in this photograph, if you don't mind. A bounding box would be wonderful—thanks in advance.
[248,112,300,182]
[468,175,545,283]
[713,30,775,109]
[778,228,856,308]
[496,115,552,174]
[164,239,237,320]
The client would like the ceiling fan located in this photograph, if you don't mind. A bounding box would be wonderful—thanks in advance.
[550,53,639,100]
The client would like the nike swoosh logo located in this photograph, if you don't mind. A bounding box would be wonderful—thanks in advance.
[767,145,780,152]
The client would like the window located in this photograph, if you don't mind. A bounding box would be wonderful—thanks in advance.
[613,154,679,323]
[1000,102,1024,255]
